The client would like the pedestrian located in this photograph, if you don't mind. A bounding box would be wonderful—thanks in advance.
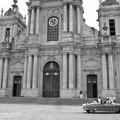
[106,97,110,104]
[98,96,101,104]
[79,90,83,98]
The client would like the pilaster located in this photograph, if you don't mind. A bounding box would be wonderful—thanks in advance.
[26,9,31,36]
[62,52,67,89]
[36,6,40,34]
[2,57,9,89]
[115,15,119,35]
[102,54,107,89]
[63,3,68,32]
[30,6,35,34]
[108,53,114,89]
[69,3,73,32]
[69,52,74,89]
[27,54,33,89]
[0,58,3,89]
[2,26,5,42]
[77,53,81,89]
[32,54,38,89]
[23,55,28,89]
[10,25,13,42]
[77,5,80,34]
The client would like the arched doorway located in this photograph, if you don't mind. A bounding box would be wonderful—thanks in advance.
[43,61,60,98]
[13,76,22,97]
[87,75,97,98]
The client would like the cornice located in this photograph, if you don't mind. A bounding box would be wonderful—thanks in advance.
[11,49,25,53]
[82,45,98,49]
[41,45,62,51]
[98,42,116,48]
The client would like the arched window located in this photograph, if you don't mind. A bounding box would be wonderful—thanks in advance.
[47,16,59,41]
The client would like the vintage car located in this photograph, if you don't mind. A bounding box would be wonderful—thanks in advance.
[83,103,120,113]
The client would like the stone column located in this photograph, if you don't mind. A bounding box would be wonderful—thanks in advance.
[77,54,81,89]
[2,57,9,89]
[30,6,35,34]
[117,54,120,89]
[27,55,33,89]
[9,25,13,42]
[0,58,3,89]
[77,5,80,34]
[69,3,73,32]
[115,15,119,35]
[108,54,114,89]
[2,25,5,42]
[63,3,68,32]
[36,6,40,34]
[26,9,31,36]
[100,17,103,36]
[0,26,2,42]
[106,16,109,35]
[23,56,28,89]
[13,24,18,37]
[32,55,38,89]
[69,53,74,89]
[102,54,108,89]
[62,52,67,89]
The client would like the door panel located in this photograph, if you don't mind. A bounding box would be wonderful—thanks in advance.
[13,76,21,97]
[43,70,60,98]
[87,75,97,98]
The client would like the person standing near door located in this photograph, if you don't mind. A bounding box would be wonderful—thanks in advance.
[79,90,83,98]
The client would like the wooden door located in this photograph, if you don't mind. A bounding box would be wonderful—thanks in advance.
[13,76,21,97]
[87,75,97,98]
[43,62,60,98]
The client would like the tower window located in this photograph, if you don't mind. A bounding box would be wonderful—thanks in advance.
[5,28,10,41]
[109,19,115,36]
[47,17,59,41]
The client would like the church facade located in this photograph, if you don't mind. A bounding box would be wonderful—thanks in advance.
[0,0,120,99]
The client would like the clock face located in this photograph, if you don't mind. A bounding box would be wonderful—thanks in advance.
[49,17,58,27]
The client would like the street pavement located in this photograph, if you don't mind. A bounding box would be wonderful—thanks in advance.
[0,104,119,120]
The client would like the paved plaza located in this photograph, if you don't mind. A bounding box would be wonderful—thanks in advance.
[0,103,119,120]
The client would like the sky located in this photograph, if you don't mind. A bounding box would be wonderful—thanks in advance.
[0,0,99,30]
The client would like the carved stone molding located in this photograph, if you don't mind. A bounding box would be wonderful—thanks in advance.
[83,69,100,72]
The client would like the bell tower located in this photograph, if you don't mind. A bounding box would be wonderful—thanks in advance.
[98,0,120,40]
[97,0,120,98]
[0,0,26,43]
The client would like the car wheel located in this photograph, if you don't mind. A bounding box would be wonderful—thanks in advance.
[88,109,95,113]
[115,108,120,113]
[86,110,90,113]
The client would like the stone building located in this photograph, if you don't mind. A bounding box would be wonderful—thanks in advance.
[0,0,120,99]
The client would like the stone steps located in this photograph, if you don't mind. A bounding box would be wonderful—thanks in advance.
[0,97,93,105]
[0,97,119,105]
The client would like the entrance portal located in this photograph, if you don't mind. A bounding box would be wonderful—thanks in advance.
[43,61,60,98]
[13,76,22,97]
[87,75,97,98]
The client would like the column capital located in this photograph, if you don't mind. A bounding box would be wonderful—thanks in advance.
[63,52,67,55]
[69,2,73,5]
[76,4,80,8]
[28,54,33,57]
[31,6,35,9]
[0,56,3,60]
[76,53,81,56]
[34,54,38,57]
[28,7,31,11]
[36,5,40,9]
[69,52,74,55]
[63,2,68,5]
[24,55,28,58]
[4,56,9,59]
[108,52,113,55]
